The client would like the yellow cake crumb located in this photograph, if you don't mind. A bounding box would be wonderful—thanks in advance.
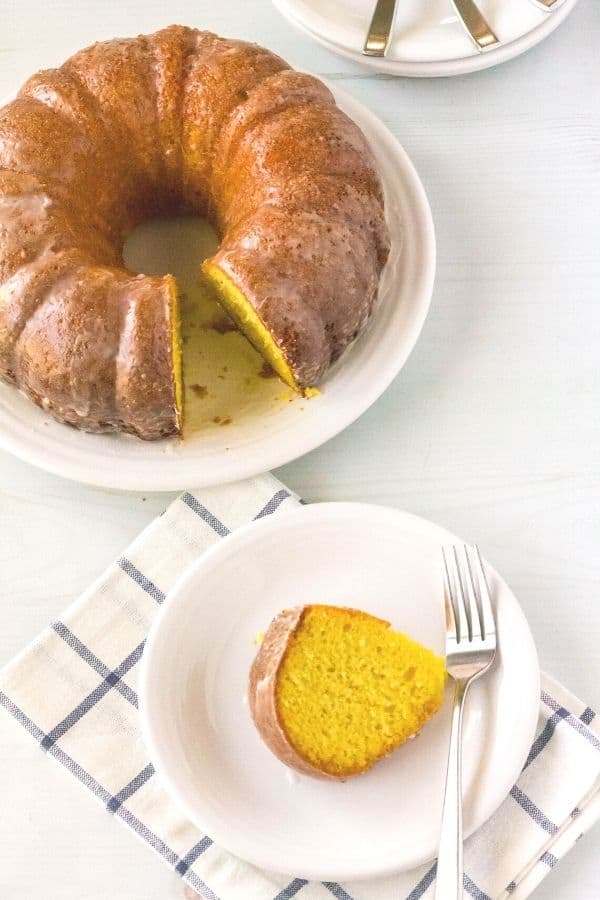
[202,262,302,392]
[275,605,446,778]
[168,275,184,423]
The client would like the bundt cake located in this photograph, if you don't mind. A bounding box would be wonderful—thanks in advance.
[0,26,390,439]
[249,605,446,780]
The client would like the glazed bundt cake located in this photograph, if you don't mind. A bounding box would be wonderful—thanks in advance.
[249,605,446,780]
[0,26,390,439]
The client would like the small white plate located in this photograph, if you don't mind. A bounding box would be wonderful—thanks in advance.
[140,503,540,881]
[0,83,435,491]
[273,0,579,77]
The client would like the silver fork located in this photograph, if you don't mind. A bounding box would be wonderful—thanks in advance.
[363,0,398,57]
[435,545,497,900]
[450,0,500,52]
[363,0,499,58]
[529,0,562,8]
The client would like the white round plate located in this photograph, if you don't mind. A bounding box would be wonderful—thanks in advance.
[273,0,578,77]
[140,503,540,881]
[0,83,435,491]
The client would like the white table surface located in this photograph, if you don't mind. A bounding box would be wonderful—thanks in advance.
[1,1,599,897]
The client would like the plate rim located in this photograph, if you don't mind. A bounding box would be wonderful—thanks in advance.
[272,0,579,78]
[139,501,541,881]
[0,82,436,491]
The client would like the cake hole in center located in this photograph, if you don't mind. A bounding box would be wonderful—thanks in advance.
[122,216,296,435]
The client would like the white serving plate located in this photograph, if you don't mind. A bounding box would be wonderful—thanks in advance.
[139,503,540,881]
[0,83,435,491]
[273,0,578,77]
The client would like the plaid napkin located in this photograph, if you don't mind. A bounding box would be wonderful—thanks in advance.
[1,473,599,900]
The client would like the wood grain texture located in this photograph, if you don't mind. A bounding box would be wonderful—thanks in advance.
[0,0,599,897]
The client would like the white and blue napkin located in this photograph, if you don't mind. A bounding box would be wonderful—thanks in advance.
[1,473,599,900]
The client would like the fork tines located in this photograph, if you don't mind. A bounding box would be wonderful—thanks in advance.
[442,545,496,645]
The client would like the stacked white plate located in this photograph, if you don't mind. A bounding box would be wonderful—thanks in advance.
[272,0,579,76]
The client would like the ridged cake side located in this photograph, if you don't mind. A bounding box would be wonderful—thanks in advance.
[0,26,390,435]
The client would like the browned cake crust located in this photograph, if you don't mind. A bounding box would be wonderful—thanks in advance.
[0,26,390,438]
[248,606,343,781]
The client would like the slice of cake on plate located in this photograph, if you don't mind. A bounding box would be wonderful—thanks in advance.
[249,604,446,780]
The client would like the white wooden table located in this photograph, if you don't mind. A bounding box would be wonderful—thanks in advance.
[1,1,599,897]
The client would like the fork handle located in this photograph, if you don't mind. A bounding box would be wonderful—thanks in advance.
[363,0,397,57]
[435,679,469,899]
[449,0,499,52]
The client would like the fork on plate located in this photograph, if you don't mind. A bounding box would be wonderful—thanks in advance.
[450,0,500,51]
[531,0,562,8]
[363,0,499,57]
[363,0,397,56]
[434,545,497,900]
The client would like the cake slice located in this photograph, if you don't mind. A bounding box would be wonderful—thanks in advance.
[248,604,446,780]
